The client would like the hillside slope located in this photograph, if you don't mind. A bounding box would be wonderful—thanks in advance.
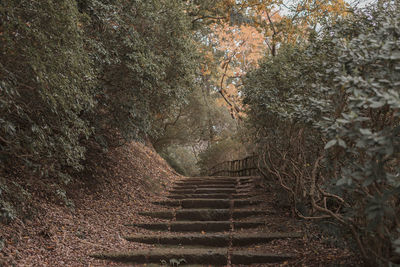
[0,142,180,266]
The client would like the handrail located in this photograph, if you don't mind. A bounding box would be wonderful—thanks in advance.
[208,155,259,177]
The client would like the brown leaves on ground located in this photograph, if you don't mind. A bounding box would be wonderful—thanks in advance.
[0,141,362,266]
[232,188,363,267]
[0,141,180,267]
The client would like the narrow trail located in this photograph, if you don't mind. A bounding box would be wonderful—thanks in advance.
[92,176,303,266]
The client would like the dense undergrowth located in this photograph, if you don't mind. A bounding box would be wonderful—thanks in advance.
[0,0,197,218]
[242,1,400,265]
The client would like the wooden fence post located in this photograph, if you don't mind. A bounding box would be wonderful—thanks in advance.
[208,155,259,177]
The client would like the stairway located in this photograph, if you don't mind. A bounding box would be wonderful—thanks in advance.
[92,176,302,266]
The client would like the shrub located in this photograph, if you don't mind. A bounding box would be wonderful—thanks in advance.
[0,0,198,180]
[242,1,400,265]
[1,0,95,179]
[0,0,198,216]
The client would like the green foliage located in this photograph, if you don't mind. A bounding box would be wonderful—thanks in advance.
[0,237,4,252]
[0,183,16,224]
[242,1,400,265]
[154,82,241,175]
[0,198,16,224]
[154,86,234,147]
[80,0,198,143]
[160,258,187,267]
[0,0,198,215]
[160,146,200,176]
[1,0,95,177]
[198,135,248,173]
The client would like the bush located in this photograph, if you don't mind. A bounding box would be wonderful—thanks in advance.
[1,0,95,179]
[0,0,197,177]
[198,136,249,174]
[0,0,198,215]
[80,0,198,144]
[242,1,400,265]
[160,146,200,176]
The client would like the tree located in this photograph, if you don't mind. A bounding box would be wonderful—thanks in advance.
[1,0,95,180]
[0,0,199,216]
[242,1,400,264]
[79,0,199,145]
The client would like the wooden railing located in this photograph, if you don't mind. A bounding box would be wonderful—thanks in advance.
[208,155,259,177]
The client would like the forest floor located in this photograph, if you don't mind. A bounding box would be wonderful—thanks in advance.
[231,189,363,266]
[0,142,179,266]
[0,142,362,266]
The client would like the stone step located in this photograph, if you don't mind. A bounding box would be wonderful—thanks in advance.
[167,193,255,199]
[125,232,303,247]
[174,182,255,188]
[177,177,254,182]
[197,188,237,194]
[183,176,255,180]
[169,188,238,195]
[177,179,239,182]
[125,233,230,247]
[232,232,302,246]
[175,181,239,187]
[177,177,257,184]
[231,251,295,264]
[92,248,228,265]
[176,209,230,221]
[152,199,262,209]
[153,199,181,207]
[169,189,197,194]
[170,221,231,232]
[173,182,254,189]
[92,248,294,265]
[154,199,230,209]
[234,199,263,208]
[139,209,268,221]
[170,187,255,193]
[173,184,237,189]
[178,179,239,184]
[232,209,268,219]
[126,221,266,232]
[168,193,230,199]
